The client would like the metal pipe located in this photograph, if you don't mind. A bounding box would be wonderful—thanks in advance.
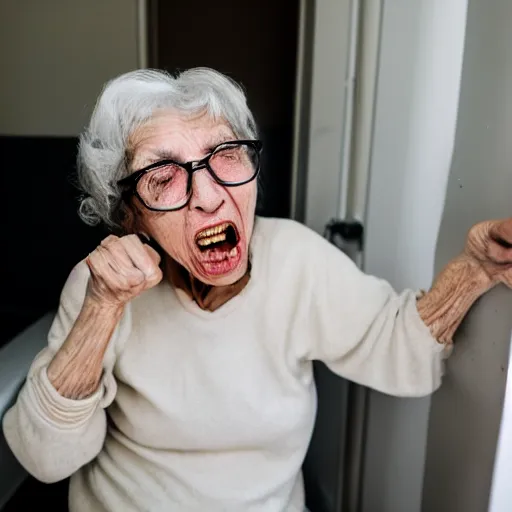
[337,0,361,220]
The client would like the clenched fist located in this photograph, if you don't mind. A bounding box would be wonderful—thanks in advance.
[465,217,512,287]
[85,234,163,307]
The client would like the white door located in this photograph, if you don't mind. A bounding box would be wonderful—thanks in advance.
[292,1,383,511]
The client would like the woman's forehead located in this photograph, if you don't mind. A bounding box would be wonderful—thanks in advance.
[129,111,235,168]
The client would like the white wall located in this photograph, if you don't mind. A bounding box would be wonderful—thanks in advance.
[361,1,468,512]
[422,0,512,507]
[0,0,140,137]
[489,332,512,512]
[303,0,351,234]
[0,1,140,504]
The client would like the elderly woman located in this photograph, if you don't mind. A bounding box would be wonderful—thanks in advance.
[3,68,512,512]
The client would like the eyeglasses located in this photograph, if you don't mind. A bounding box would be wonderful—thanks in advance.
[117,139,263,211]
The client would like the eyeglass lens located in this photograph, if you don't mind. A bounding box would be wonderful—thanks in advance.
[136,142,259,210]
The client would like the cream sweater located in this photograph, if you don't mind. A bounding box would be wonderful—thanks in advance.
[3,218,448,512]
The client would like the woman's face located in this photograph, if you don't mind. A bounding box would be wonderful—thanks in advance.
[128,110,257,286]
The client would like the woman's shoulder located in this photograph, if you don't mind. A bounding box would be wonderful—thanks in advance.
[253,216,333,257]
[251,216,359,285]
[58,260,91,308]
[253,216,323,244]
[251,217,344,280]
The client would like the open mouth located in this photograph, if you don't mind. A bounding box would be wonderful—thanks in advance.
[194,222,242,276]
[195,222,239,253]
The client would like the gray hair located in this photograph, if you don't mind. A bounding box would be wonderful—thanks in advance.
[77,67,258,228]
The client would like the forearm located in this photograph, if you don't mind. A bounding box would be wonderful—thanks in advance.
[417,255,493,344]
[47,298,123,399]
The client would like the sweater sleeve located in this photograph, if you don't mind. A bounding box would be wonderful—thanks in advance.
[2,262,130,483]
[302,231,452,397]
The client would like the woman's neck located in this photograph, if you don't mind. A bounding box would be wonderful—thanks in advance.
[165,258,251,311]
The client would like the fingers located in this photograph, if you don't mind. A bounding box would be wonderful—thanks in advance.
[122,235,162,279]
[491,218,512,245]
[141,245,164,286]
[100,234,160,277]
[134,233,163,267]
[100,236,138,275]
[488,244,512,264]
[145,244,162,266]
[489,218,512,264]
[85,233,163,306]
[86,243,145,292]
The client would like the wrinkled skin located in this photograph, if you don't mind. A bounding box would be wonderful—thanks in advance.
[129,110,257,287]
[465,217,512,286]
[85,234,163,308]
[415,217,512,344]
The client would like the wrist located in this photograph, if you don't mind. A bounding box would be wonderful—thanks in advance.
[83,295,125,317]
[456,253,495,295]
[418,254,494,344]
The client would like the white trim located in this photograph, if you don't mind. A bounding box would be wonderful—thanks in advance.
[137,0,148,68]
[337,0,360,220]
[349,0,383,228]
[489,331,512,512]
[290,0,308,220]
[303,0,352,235]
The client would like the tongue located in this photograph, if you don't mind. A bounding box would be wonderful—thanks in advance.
[207,241,232,253]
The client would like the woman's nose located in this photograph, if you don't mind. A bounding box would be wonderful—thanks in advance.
[189,169,225,214]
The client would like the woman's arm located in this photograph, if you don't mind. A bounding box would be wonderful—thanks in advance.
[2,234,162,483]
[47,298,123,399]
[418,218,512,344]
[295,218,511,397]
[2,263,122,483]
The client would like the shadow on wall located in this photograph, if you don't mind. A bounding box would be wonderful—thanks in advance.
[1,136,106,348]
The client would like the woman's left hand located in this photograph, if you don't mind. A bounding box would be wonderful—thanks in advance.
[417,217,511,344]
[465,217,512,288]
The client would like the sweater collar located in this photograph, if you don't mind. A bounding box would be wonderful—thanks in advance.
[165,258,251,312]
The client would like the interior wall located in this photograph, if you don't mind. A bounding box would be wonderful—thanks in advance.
[360,1,468,512]
[0,0,140,505]
[0,0,139,136]
[422,0,512,509]
[489,332,512,512]
[0,1,140,346]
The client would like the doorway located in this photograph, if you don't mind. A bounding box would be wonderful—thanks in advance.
[148,0,300,218]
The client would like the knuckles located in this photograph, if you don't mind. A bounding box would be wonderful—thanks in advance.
[88,235,161,296]
[100,234,119,247]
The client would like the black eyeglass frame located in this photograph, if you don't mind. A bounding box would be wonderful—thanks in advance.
[117,139,263,212]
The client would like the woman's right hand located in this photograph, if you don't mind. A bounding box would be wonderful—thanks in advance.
[85,234,163,308]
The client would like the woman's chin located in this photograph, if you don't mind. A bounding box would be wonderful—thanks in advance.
[193,244,247,286]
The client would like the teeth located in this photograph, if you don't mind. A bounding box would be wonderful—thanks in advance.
[200,246,239,263]
[197,233,227,246]
[197,223,230,240]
